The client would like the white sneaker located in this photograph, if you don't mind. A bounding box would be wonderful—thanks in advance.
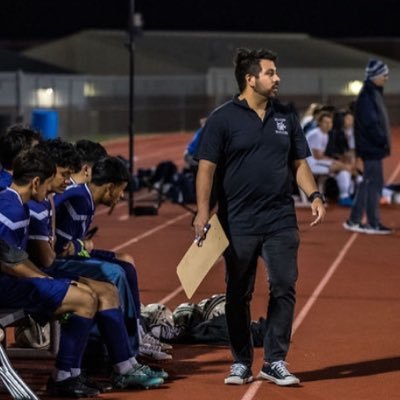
[139,343,172,361]
[142,332,173,352]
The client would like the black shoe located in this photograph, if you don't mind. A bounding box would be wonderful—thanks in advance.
[78,374,113,393]
[0,239,28,264]
[258,360,300,386]
[47,376,100,397]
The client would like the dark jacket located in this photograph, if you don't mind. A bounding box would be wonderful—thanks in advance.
[354,80,390,160]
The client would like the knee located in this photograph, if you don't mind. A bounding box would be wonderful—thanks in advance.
[80,289,99,315]
[103,282,120,307]
[116,252,135,265]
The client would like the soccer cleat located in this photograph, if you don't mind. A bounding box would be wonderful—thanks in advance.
[342,220,367,233]
[258,360,300,386]
[224,363,253,385]
[139,364,169,380]
[112,365,164,389]
[47,376,100,397]
[78,373,113,393]
[364,223,393,235]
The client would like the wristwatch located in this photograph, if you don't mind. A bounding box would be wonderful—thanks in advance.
[308,191,325,203]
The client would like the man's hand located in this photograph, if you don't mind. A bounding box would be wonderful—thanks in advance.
[60,241,75,257]
[193,210,210,243]
[310,198,326,227]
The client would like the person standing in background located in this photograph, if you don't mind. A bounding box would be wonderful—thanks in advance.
[343,59,392,234]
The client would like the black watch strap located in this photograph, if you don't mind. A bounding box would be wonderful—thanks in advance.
[308,191,325,203]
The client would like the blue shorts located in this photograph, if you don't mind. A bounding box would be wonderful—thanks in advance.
[0,274,71,321]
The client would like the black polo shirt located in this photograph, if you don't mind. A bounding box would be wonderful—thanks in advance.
[196,96,310,235]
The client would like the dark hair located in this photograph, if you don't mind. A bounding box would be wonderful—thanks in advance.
[36,138,81,173]
[91,156,130,186]
[12,148,56,186]
[0,125,42,169]
[316,111,333,125]
[234,48,278,92]
[75,139,107,166]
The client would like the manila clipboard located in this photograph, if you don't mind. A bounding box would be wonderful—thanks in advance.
[177,214,229,299]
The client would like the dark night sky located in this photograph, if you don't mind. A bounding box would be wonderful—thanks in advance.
[1,0,400,41]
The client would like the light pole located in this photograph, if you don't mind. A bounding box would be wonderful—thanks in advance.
[127,0,136,215]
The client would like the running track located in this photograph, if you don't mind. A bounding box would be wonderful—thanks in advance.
[9,130,400,400]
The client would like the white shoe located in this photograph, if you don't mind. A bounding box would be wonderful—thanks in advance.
[139,343,172,361]
[142,332,173,352]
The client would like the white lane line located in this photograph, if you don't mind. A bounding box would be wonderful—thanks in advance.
[111,212,191,252]
[387,161,400,184]
[240,233,358,400]
[158,286,184,305]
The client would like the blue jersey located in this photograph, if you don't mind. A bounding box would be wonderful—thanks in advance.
[0,169,12,190]
[54,183,95,255]
[28,199,52,242]
[0,187,30,250]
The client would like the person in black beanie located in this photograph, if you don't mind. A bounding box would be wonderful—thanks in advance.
[343,59,392,234]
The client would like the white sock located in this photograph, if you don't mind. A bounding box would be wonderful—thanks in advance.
[130,356,139,366]
[113,360,133,374]
[70,368,81,378]
[52,369,72,382]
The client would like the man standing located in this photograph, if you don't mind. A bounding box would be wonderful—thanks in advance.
[194,48,325,387]
[343,59,392,234]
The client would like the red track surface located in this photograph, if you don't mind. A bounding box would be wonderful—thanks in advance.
[4,130,400,400]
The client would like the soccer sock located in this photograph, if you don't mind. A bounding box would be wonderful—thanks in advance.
[95,308,133,364]
[70,368,81,378]
[115,260,141,316]
[114,360,133,374]
[52,369,72,382]
[55,313,94,374]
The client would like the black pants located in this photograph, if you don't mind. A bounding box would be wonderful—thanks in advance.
[224,228,299,367]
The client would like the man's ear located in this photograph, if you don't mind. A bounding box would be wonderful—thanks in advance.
[31,176,41,195]
[246,73,255,88]
[83,164,90,178]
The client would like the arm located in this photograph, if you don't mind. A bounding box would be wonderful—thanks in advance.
[28,239,56,268]
[293,159,326,226]
[1,258,49,279]
[193,159,217,238]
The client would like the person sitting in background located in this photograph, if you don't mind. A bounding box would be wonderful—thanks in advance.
[183,117,207,170]
[325,110,356,165]
[0,124,41,189]
[306,111,354,206]
[300,102,322,130]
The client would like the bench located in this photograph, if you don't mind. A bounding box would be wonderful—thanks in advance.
[0,309,40,400]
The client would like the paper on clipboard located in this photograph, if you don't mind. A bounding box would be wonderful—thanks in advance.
[177,214,229,299]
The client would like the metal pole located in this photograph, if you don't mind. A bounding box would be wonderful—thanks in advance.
[128,0,135,215]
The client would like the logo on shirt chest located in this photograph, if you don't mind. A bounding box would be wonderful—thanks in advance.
[274,118,288,135]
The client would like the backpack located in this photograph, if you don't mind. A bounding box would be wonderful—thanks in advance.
[168,170,196,204]
[14,316,51,350]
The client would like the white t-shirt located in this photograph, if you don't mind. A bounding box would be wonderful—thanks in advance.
[306,127,332,173]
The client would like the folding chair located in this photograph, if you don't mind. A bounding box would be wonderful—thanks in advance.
[0,310,40,400]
